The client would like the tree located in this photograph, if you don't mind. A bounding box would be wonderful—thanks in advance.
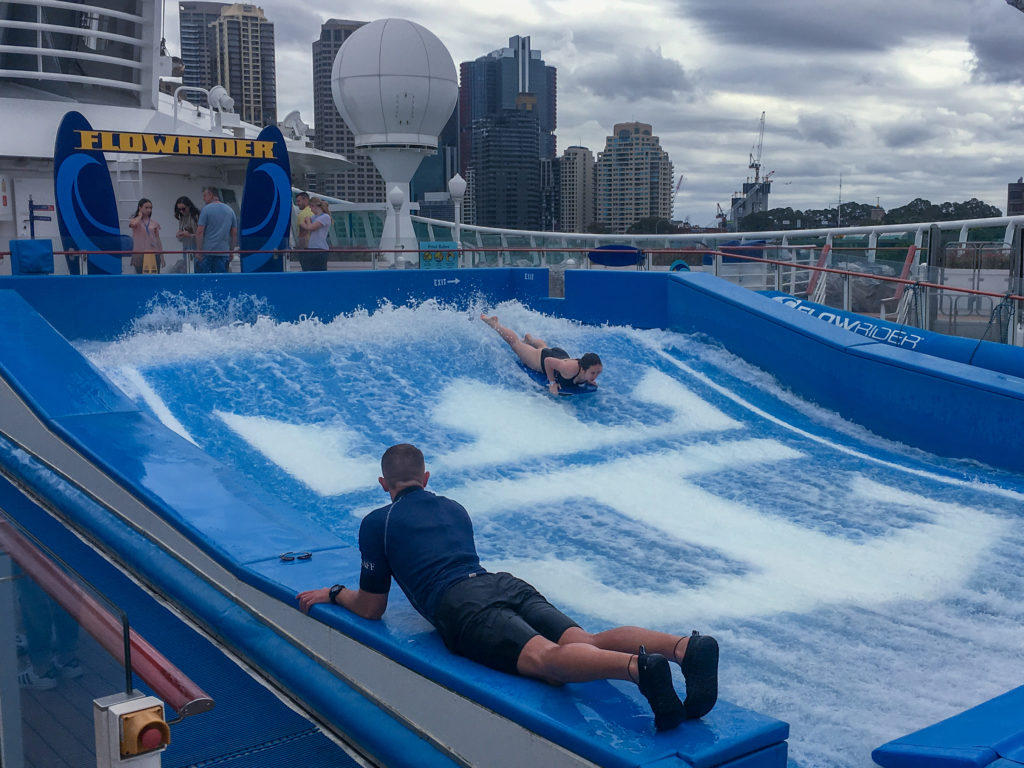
[737,197,1003,232]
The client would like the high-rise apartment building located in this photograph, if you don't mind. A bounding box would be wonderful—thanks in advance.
[470,109,541,230]
[560,146,595,233]
[179,2,276,125]
[311,19,384,202]
[459,35,556,228]
[595,122,673,233]
[213,4,276,126]
[178,1,223,106]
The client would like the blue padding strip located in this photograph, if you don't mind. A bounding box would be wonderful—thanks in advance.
[873,685,1024,768]
[0,435,460,768]
[666,271,1024,474]
[759,292,1024,381]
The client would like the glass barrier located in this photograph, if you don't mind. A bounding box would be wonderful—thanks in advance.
[1,513,130,768]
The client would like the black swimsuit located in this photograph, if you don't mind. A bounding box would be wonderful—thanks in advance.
[539,347,579,386]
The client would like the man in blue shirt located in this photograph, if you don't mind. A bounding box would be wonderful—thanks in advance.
[195,187,237,273]
[298,444,719,731]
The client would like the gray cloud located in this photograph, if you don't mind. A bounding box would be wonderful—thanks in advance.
[681,0,968,52]
[876,122,941,149]
[574,47,693,100]
[968,1,1024,83]
[797,112,853,148]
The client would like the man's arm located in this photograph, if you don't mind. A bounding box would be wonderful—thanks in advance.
[195,225,205,253]
[296,586,388,620]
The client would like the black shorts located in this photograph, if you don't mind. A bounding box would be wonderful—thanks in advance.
[432,572,579,674]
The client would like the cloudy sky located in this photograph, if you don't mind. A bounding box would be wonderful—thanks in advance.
[163,0,1024,227]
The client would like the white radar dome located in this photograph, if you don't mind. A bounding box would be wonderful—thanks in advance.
[331,18,457,149]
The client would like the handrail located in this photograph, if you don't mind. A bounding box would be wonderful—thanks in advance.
[701,246,1024,303]
[0,518,214,721]
[5,244,1021,306]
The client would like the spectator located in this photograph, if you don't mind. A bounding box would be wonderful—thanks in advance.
[128,198,164,274]
[195,187,237,273]
[297,196,331,271]
[292,191,312,262]
[172,196,200,272]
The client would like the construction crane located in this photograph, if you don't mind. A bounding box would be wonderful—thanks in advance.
[749,111,766,184]
[674,174,686,194]
[715,203,728,229]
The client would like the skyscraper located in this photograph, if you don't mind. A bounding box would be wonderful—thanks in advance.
[595,122,673,233]
[560,146,595,233]
[470,109,541,230]
[459,35,556,228]
[178,1,224,106]
[179,2,276,126]
[212,4,276,126]
[311,19,384,202]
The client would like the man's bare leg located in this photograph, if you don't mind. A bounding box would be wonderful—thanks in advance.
[516,635,634,684]
[559,625,689,662]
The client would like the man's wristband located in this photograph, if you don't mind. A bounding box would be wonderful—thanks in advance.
[329,584,346,605]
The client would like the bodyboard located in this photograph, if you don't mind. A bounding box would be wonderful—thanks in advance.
[518,362,597,395]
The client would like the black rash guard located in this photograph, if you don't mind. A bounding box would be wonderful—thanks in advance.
[358,487,486,624]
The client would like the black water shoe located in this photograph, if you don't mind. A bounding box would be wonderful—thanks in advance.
[678,630,719,719]
[637,645,685,731]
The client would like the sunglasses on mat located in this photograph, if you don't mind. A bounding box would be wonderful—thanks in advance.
[279,551,312,562]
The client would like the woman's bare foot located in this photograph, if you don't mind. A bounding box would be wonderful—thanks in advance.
[481,314,499,329]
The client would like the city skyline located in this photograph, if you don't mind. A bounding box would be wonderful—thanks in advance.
[164,0,1024,227]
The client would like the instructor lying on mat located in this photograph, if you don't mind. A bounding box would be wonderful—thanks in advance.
[481,314,602,395]
[297,443,718,731]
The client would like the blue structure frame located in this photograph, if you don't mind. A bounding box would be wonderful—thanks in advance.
[2,267,1022,766]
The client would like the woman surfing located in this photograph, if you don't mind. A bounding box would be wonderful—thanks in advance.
[482,314,602,395]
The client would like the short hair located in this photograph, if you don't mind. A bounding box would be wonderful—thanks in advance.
[202,186,219,198]
[295,191,309,201]
[381,444,425,485]
[580,352,602,370]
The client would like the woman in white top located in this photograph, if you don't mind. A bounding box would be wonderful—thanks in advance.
[298,197,331,271]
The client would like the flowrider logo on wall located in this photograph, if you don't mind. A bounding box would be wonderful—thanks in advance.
[53,111,291,274]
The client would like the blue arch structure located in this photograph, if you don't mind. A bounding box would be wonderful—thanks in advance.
[53,111,127,274]
[239,125,291,272]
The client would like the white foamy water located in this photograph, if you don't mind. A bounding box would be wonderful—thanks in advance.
[81,298,1024,768]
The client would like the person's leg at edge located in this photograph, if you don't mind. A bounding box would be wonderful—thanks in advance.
[558,626,719,721]
[516,634,635,684]
[481,314,543,370]
[517,634,690,731]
